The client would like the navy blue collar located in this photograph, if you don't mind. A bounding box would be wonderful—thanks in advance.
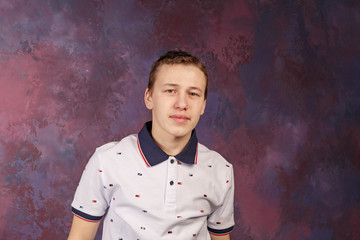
[137,121,198,167]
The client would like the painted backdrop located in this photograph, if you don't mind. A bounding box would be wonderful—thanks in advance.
[0,0,359,239]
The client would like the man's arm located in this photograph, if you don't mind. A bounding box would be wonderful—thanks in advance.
[67,215,100,240]
[210,234,231,240]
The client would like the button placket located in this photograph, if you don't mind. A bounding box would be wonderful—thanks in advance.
[164,156,177,211]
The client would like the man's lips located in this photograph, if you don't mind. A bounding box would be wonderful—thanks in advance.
[170,114,190,123]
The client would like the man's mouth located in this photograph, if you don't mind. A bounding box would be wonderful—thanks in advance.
[170,114,190,123]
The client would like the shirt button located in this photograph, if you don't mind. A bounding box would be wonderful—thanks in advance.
[170,181,174,185]
[170,159,175,164]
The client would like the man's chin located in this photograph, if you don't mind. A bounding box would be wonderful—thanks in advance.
[170,128,193,140]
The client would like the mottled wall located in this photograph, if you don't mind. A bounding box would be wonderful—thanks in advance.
[0,0,359,239]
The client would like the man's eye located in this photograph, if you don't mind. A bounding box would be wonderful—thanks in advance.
[166,89,175,93]
[189,92,199,96]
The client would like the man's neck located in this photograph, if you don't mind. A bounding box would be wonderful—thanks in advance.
[151,131,191,156]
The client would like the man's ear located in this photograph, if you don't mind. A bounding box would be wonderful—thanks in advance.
[144,88,153,110]
[200,99,206,115]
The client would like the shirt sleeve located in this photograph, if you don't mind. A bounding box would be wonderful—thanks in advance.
[71,149,109,222]
[207,164,235,236]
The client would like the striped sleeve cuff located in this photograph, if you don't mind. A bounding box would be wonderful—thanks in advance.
[72,207,103,222]
[208,226,234,236]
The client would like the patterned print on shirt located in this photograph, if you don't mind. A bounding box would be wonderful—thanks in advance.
[73,135,234,238]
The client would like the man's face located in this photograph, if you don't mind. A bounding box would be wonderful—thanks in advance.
[144,64,207,142]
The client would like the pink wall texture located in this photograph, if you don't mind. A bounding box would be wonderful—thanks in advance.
[1,0,359,239]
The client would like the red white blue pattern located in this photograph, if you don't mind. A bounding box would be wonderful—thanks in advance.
[71,122,234,239]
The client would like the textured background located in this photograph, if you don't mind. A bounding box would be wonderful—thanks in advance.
[0,0,359,239]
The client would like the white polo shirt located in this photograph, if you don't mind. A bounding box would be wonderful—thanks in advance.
[71,122,234,239]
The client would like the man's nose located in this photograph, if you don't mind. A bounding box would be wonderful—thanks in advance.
[174,92,188,110]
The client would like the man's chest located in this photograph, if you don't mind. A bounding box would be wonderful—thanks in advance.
[101,155,222,217]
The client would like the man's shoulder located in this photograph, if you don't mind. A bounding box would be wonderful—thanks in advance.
[95,134,138,154]
[197,142,232,166]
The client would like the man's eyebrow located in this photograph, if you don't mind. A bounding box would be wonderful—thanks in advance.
[162,83,203,93]
[188,86,203,92]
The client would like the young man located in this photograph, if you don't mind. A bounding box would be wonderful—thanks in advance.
[68,51,234,240]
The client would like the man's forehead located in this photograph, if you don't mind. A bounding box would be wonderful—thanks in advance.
[157,75,206,88]
[152,64,206,91]
[157,64,205,78]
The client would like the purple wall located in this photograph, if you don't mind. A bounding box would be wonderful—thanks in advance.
[1,1,359,239]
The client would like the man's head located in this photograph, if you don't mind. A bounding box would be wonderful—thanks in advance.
[147,50,208,99]
[144,50,208,143]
